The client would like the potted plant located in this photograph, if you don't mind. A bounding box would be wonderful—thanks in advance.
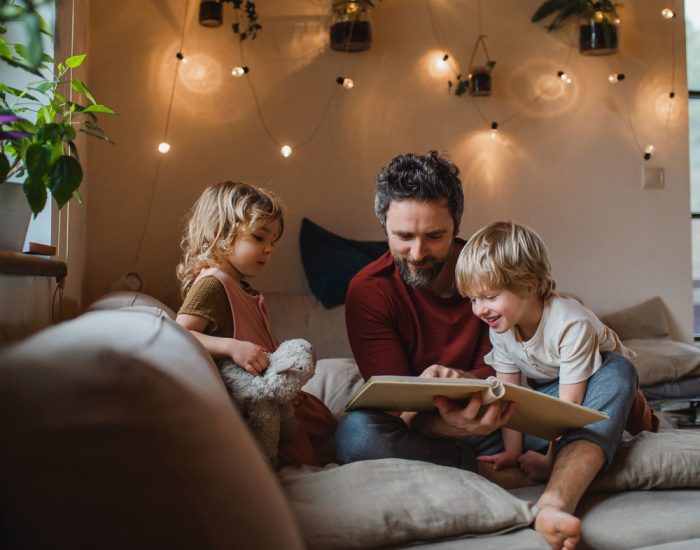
[532,0,620,55]
[0,1,115,217]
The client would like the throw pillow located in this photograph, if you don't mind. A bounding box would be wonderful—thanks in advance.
[590,429,700,492]
[280,459,536,549]
[624,338,700,386]
[600,297,670,341]
[302,357,365,419]
[300,218,387,309]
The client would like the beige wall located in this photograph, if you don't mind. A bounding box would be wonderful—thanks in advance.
[83,0,694,341]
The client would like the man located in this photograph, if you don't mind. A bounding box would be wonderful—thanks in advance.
[335,151,632,549]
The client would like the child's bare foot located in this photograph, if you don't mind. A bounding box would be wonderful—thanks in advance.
[534,506,581,549]
[519,450,553,482]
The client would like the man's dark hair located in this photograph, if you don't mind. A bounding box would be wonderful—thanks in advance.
[374,150,464,234]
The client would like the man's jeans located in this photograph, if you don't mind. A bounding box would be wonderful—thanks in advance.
[335,352,638,472]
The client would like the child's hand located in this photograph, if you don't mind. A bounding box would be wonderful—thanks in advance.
[230,339,269,376]
[477,450,520,470]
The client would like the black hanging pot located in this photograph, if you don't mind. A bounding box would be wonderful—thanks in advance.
[330,0,372,52]
[579,14,619,55]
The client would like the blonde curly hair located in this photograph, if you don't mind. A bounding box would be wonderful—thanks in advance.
[177,181,284,296]
[456,221,556,299]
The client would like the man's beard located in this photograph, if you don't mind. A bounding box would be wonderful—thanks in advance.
[395,255,448,288]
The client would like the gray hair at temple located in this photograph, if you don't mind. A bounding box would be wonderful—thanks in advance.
[374,150,464,235]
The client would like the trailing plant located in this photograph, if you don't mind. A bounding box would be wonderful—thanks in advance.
[226,0,262,41]
[0,0,115,216]
[531,0,618,31]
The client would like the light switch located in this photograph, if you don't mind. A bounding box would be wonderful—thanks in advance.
[642,166,664,189]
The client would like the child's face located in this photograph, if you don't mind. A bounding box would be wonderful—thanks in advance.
[224,218,281,280]
[468,284,536,335]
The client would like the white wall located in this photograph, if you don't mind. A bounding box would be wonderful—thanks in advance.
[83,0,694,341]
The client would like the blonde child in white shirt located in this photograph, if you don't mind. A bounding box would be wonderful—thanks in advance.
[455,221,656,480]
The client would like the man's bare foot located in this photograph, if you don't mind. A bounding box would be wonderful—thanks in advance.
[477,462,538,489]
[534,506,581,550]
[519,450,553,482]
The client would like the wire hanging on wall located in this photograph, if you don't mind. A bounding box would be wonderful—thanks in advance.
[230,8,360,158]
[426,0,575,135]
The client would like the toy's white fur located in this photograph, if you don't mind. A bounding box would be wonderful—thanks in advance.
[218,339,316,466]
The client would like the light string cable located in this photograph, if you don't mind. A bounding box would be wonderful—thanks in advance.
[132,0,190,269]
[425,0,574,129]
[235,6,356,151]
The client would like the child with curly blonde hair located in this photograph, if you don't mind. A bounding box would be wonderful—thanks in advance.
[455,221,657,481]
[176,180,335,467]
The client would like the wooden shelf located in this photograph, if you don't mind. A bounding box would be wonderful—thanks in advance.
[0,250,67,278]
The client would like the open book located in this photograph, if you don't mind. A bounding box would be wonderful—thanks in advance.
[345,375,608,441]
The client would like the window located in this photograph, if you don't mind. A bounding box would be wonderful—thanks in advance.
[686,2,700,337]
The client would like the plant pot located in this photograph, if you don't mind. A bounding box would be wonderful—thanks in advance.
[468,66,492,96]
[0,183,31,252]
[579,18,619,55]
[330,1,372,52]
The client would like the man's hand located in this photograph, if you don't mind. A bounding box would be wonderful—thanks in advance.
[419,364,474,379]
[432,392,516,437]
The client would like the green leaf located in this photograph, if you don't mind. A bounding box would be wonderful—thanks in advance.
[25,143,51,180]
[21,12,43,69]
[0,38,12,59]
[0,153,10,183]
[23,175,48,216]
[0,6,24,18]
[71,79,96,104]
[32,80,57,93]
[82,104,115,114]
[49,155,83,207]
[36,122,63,143]
[66,54,86,68]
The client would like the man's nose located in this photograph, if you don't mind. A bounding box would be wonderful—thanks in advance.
[409,240,426,261]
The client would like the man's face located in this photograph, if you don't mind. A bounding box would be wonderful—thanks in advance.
[385,199,455,287]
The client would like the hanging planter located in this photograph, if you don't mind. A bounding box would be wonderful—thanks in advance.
[449,35,496,97]
[579,11,619,55]
[532,1,620,56]
[330,0,373,52]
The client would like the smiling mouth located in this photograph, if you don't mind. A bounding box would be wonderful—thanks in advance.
[484,315,501,327]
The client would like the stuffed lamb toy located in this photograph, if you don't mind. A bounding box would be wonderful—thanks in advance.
[218,339,316,466]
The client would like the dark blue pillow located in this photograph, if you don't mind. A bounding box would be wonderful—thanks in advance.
[300,218,388,309]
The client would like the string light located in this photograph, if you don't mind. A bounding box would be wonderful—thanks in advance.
[661,8,676,19]
[557,70,573,85]
[231,66,249,77]
[644,144,655,160]
[157,141,171,154]
[490,121,498,139]
[608,73,625,83]
[336,76,354,89]
[175,52,188,63]
[280,145,293,158]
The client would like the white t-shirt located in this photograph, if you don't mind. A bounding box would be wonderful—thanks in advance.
[484,294,635,385]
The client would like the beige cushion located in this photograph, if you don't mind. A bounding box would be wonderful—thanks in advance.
[600,296,670,341]
[280,459,536,549]
[591,429,700,492]
[302,357,365,418]
[0,308,303,549]
[87,290,176,319]
[624,338,700,386]
[266,292,352,359]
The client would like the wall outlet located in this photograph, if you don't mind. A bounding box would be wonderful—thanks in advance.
[642,166,665,189]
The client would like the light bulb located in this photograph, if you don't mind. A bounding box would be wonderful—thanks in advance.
[558,71,572,85]
[280,145,292,158]
[594,11,604,22]
[608,73,625,83]
[489,121,499,139]
[645,145,656,155]
[336,76,354,89]
[661,8,675,19]
[158,141,171,154]
[231,66,249,77]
